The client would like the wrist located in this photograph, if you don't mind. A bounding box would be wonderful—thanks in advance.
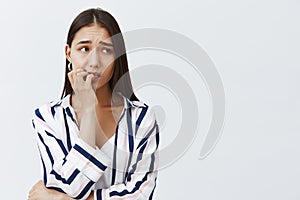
[76,106,96,115]
[71,93,97,114]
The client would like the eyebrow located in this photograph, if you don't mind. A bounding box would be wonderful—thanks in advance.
[75,40,113,47]
[99,41,113,47]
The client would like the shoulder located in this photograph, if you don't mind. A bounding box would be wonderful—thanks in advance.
[32,95,69,126]
[128,99,158,136]
[128,100,159,150]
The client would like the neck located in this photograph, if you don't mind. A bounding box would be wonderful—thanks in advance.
[95,84,113,107]
[95,84,123,108]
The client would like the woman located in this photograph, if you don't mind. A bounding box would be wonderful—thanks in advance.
[28,8,159,200]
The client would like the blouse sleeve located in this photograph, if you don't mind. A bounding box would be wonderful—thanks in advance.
[94,109,160,200]
[32,104,111,200]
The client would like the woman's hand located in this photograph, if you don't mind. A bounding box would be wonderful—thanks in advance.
[28,180,70,200]
[68,68,98,147]
[68,68,98,112]
[28,180,94,200]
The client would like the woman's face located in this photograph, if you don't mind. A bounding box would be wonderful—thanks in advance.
[65,23,115,91]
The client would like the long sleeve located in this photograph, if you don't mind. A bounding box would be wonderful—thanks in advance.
[32,104,112,199]
[94,110,160,200]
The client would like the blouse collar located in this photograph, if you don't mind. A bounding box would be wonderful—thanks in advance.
[54,92,146,110]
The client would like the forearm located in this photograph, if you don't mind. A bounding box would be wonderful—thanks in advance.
[28,180,94,200]
[79,108,108,149]
[78,109,97,148]
[34,108,111,199]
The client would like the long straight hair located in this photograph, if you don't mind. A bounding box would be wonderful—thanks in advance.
[60,8,139,101]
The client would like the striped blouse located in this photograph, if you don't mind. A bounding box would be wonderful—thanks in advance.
[31,93,160,200]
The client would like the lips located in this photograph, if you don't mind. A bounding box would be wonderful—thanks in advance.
[83,72,101,81]
[88,72,102,78]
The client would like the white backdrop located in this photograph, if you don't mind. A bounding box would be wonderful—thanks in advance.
[0,0,299,199]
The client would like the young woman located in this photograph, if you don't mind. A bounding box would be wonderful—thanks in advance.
[28,8,159,200]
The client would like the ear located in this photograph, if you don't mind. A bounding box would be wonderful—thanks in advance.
[65,44,71,62]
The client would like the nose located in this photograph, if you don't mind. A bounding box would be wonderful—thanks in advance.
[87,48,101,69]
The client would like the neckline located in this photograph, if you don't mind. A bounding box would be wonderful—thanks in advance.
[63,93,126,144]
[65,92,128,110]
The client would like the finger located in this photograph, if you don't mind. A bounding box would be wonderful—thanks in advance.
[76,71,89,81]
[76,71,88,77]
[74,71,89,86]
[73,68,85,73]
[85,74,94,86]
[71,68,86,81]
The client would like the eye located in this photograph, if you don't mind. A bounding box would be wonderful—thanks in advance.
[79,47,89,52]
[102,48,113,54]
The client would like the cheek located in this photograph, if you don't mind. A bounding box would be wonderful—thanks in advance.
[106,63,114,77]
[101,54,115,68]
[100,64,114,82]
[70,50,86,69]
[70,57,85,70]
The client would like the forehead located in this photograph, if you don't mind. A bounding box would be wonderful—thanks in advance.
[72,24,112,44]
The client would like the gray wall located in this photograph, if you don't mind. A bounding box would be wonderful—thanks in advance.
[0,0,298,199]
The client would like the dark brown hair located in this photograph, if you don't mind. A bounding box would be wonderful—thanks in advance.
[60,8,139,101]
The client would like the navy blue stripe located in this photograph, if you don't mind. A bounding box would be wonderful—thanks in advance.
[127,109,134,152]
[35,108,45,122]
[96,189,103,200]
[51,106,56,118]
[111,125,118,185]
[128,122,159,181]
[38,131,83,184]
[38,132,81,184]
[111,108,126,185]
[136,105,148,126]
[155,123,160,148]
[62,108,72,151]
[110,172,151,197]
[126,99,132,108]
[73,144,107,171]
[38,147,47,185]
[135,105,149,136]
[124,153,133,182]
[41,156,47,184]
[44,130,68,156]
[32,119,35,128]
[65,107,78,127]
[124,108,134,181]
[149,149,156,172]
[150,123,159,172]
[149,177,157,200]
[135,126,139,136]
[126,141,148,182]
[38,132,54,165]
[50,168,80,185]
[53,101,62,107]
[74,180,94,199]
[136,121,157,150]
[62,158,67,165]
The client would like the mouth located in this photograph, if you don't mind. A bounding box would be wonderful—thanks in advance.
[93,74,101,78]
[83,72,102,81]
[88,72,101,78]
